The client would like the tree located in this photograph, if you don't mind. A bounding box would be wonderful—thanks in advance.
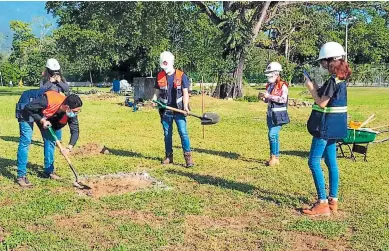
[192,1,303,98]
[8,20,55,85]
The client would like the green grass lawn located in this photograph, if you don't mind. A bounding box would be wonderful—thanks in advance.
[0,86,388,250]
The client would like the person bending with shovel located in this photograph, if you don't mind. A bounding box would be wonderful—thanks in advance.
[258,62,290,167]
[16,91,82,187]
[152,51,194,168]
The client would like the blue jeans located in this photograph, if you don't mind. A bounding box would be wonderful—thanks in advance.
[17,121,62,177]
[308,137,339,200]
[267,116,282,156]
[161,111,191,153]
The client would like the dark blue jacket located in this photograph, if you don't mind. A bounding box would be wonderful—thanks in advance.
[307,76,348,139]
[16,89,46,122]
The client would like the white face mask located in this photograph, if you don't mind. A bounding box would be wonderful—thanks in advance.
[266,73,278,83]
[163,66,175,75]
[160,54,175,75]
[319,64,328,75]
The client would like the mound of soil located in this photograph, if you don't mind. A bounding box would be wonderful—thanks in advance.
[77,172,166,198]
[71,143,109,156]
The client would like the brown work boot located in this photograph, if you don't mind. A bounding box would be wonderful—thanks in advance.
[162,153,173,165]
[302,201,331,216]
[328,198,338,212]
[184,152,194,168]
[267,155,280,167]
[43,172,63,180]
[16,176,33,187]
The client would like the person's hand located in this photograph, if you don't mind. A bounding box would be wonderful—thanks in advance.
[183,106,190,116]
[152,99,158,107]
[54,75,61,82]
[259,92,269,99]
[304,78,314,91]
[61,147,70,156]
[40,119,51,129]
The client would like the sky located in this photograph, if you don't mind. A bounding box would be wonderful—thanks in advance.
[0,1,56,51]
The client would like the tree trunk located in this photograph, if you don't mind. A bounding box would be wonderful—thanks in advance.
[89,70,93,85]
[232,53,245,98]
[213,52,246,99]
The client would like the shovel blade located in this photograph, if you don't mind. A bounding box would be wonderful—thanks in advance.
[200,112,220,125]
[73,181,91,190]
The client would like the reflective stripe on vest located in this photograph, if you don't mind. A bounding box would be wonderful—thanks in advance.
[42,91,66,118]
[312,104,347,113]
[271,107,287,112]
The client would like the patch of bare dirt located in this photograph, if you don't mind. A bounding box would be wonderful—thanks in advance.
[185,215,249,230]
[287,232,351,251]
[82,92,118,101]
[52,213,117,249]
[107,209,165,227]
[78,173,156,198]
[168,214,265,251]
[71,143,109,156]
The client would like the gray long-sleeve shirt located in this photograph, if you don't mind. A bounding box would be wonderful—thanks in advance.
[40,80,69,94]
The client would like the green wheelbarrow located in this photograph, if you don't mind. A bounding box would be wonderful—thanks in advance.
[337,128,389,161]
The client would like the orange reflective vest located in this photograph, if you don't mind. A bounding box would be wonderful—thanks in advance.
[157,69,184,109]
[42,91,68,125]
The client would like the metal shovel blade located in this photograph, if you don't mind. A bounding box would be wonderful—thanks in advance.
[200,112,220,125]
[73,181,91,190]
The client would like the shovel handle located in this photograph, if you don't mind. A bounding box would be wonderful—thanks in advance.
[152,100,188,116]
[48,127,73,166]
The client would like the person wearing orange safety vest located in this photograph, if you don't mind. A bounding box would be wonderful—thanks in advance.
[259,62,290,167]
[152,51,194,167]
[16,91,83,187]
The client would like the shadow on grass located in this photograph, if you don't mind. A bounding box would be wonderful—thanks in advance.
[0,157,43,180]
[281,150,310,158]
[167,169,310,207]
[0,136,44,147]
[108,148,163,162]
[174,146,261,163]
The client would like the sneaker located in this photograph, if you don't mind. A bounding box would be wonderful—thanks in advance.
[43,172,63,180]
[302,201,331,216]
[16,176,33,187]
[328,198,338,212]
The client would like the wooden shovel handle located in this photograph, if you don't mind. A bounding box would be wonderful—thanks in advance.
[48,127,72,165]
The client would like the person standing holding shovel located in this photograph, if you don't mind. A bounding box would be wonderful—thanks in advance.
[258,62,290,167]
[303,42,351,216]
[152,51,194,168]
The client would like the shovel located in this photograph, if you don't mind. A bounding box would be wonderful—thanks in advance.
[48,127,91,190]
[153,100,220,125]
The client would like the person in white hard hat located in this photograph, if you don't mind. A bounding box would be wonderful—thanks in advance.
[39,58,69,153]
[302,42,352,216]
[40,58,69,95]
[152,51,194,168]
[258,62,290,167]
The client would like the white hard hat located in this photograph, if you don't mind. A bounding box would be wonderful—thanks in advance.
[264,62,282,76]
[46,58,60,71]
[318,42,346,60]
[159,51,175,69]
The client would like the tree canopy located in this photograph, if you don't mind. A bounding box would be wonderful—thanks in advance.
[0,1,388,91]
